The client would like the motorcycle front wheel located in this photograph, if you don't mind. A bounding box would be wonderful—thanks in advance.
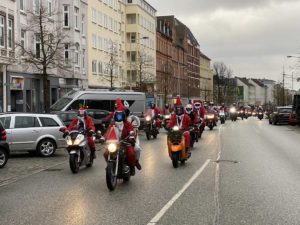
[106,162,117,191]
[69,154,80,173]
[172,152,179,168]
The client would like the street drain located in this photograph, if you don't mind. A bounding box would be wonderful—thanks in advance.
[44,168,63,172]
[215,159,239,164]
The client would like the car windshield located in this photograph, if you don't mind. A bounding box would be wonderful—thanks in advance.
[50,97,73,111]
[278,108,292,113]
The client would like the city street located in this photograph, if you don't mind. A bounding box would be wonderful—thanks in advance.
[0,118,299,225]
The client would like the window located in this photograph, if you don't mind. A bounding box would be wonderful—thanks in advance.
[39,117,59,127]
[33,0,40,14]
[98,36,103,50]
[98,11,103,26]
[75,44,79,66]
[15,116,40,128]
[48,0,52,16]
[0,16,4,47]
[127,0,132,3]
[20,0,25,11]
[98,61,103,74]
[92,8,97,23]
[67,100,84,111]
[8,19,13,48]
[21,30,26,55]
[92,60,97,74]
[63,5,69,27]
[35,34,41,58]
[0,117,11,129]
[81,14,85,35]
[92,34,97,48]
[64,43,69,64]
[82,49,85,70]
[74,7,79,29]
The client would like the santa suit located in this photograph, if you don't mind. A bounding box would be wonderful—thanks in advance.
[166,113,191,149]
[103,121,136,167]
[68,116,96,150]
[146,108,162,128]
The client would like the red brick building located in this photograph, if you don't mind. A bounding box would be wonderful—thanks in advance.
[156,16,200,107]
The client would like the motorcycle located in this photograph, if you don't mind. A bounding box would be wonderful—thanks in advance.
[230,107,237,121]
[163,114,171,130]
[144,115,159,140]
[167,126,189,168]
[238,110,245,120]
[219,110,226,124]
[258,111,264,120]
[205,113,216,130]
[189,125,197,148]
[61,126,95,174]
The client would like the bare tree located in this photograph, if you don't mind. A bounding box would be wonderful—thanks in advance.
[161,60,173,105]
[103,40,119,90]
[15,4,69,112]
[213,62,236,105]
[135,49,154,91]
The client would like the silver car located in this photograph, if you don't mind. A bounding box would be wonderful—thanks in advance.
[0,113,65,157]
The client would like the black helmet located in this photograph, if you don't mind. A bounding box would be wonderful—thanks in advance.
[175,105,184,116]
[165,103,169,109]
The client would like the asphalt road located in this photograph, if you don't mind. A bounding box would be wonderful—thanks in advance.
[0,118,299,225]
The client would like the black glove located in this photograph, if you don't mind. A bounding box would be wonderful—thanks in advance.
[88,130,95,137]
[63,131,69,138]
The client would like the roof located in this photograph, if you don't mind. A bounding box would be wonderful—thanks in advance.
[236,77,254,86]
[200,51,211,60]
[251,79,266,88]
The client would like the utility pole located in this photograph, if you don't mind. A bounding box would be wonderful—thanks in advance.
[283,65,285,106]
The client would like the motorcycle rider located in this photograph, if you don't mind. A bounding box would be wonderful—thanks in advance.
[66,106,96,159]
[206,102,218,126]
[148,102,162,129]
[166,96,192,157]
[162,103,173,115]
[124,100,142,170]
[194,100,206,118]
[102,99,139,175]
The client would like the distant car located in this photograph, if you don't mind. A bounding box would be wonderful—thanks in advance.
[269,106,292,125]
[0,121,9,168]
[54,109,111,134]
[0,113,65,157]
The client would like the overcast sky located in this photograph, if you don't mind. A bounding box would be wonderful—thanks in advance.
[147,0,300,90]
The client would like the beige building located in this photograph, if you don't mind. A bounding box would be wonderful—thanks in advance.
[199,52,213,101]
[87,0,125,89]
[124,0,156,93]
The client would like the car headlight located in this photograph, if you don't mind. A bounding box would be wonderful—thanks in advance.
[173,126,179,131]
[66,136,72,146]
[108,143,117,153]
[145,115,151,121]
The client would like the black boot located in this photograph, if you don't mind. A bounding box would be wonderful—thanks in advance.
[136,160,142,170]
[187,148,191,158]
[91,149,96,159]
[130,166,135,176]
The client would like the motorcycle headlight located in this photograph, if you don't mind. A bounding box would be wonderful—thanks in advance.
[173,126,179,131]
[230,108,236,113]
[207,115,214,119]
[74,134,84,145]
[108,143,117,153]
[164,115,170,119]
[145,115,151,121]
[66,136,72,146]
[241,111,244,113]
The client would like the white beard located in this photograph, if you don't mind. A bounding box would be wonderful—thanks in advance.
[115,121,124,138]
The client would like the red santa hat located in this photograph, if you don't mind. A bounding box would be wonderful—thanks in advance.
[78,106,88,116]
[115,98,125,112]
[106,125,118,142]
[175,95,183,107]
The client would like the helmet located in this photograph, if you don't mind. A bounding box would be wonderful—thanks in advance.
[150,102,156,109]
[209,102,214,106]
[78,106,88,117]
[233,103,236,107]
[221,103,225,107]
[185,104,193,114]
[175,105,184,116]
[165,103,169,109]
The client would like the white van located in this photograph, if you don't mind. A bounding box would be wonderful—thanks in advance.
[50,89,146,117]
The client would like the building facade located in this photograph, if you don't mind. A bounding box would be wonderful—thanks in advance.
[86,0,125,89]
[124,0,156,101]
[199,52,213,102]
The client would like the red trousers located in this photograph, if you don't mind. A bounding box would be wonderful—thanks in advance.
[103,145,136,167]
[87,136,95,150]
[183,131,190,149]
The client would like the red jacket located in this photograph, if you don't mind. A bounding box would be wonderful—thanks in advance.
[68,116,95,132]
[104,121,134,140]
[167,113,191,130]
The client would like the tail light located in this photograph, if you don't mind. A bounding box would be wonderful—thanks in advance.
[1,130,6,141]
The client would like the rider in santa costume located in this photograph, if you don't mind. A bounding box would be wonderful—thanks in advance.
[166,96,192,156]
[102,99,140,175]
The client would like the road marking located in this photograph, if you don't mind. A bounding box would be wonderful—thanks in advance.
[146,159,211,225]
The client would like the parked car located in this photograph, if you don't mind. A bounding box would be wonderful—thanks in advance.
[0,113,65,157]
[0,121,9,168]
[269,106,292,125]
[54,109,111,134]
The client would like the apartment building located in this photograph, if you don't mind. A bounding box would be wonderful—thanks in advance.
[199,51,213,102]
[87,0,125,89]
[124,0,156,97]
[0,0,17,112]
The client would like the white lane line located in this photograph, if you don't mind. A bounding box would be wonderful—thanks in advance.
[146,159,211,225]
